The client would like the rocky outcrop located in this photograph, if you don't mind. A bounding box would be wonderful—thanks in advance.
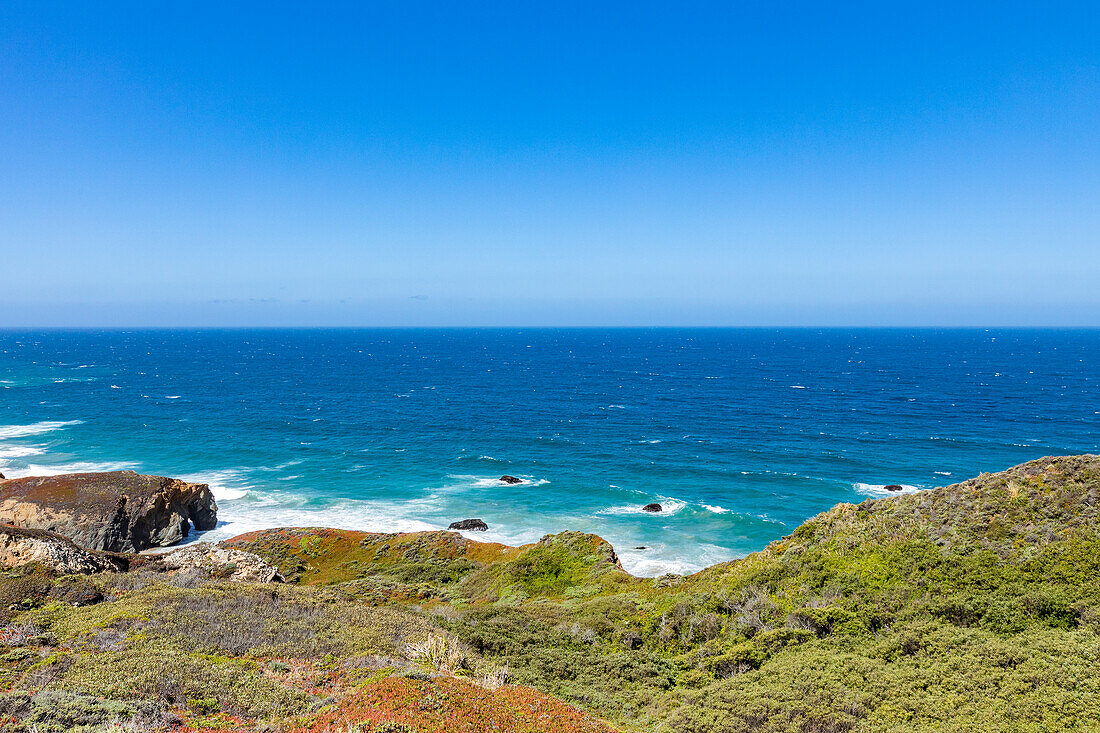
[884,484,904,492]
[0,471,217,553]
[0,525,126,574]
[499,475,523,485]
[642,503,662,512]
[156,542,281,583]
[449,519,489,531]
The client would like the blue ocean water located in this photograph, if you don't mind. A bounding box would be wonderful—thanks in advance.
[0,328,1096,575]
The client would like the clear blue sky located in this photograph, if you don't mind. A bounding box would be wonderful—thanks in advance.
[1,2,1097,326]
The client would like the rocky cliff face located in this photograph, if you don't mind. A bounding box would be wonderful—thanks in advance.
[0,471,217,552]
[0,525,126,574]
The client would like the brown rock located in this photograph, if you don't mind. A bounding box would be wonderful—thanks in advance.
[0,471,217,552]
[499,475,523,485]
[884,484,904,492]
[157,542,282,583]
[642,503,662,512]
[0,524,126,574]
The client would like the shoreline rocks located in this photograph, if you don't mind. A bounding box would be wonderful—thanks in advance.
[0,524,127,574]
[499,475,523,485]
[448,519,489,531]
[0,471,217,553]
[642,503,662,513]
[156,542,282,583]
[884,484,904,492]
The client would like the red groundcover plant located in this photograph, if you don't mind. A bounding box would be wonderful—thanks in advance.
[293,676,616,733]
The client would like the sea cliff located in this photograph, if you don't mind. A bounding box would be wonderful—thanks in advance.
[1,456,1098,732]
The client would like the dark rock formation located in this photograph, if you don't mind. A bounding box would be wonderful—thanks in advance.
[499,475,523,485]
[0,471,217,552]
[0,525,127,574]
[449,518,489,531]
[884,484,904,492]
[642,503,662,513]
[0,472,5,480]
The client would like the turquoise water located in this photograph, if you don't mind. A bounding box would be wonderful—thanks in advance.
[1,329,1097,575]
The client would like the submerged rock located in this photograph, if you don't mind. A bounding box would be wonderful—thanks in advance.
[0,525,126,574]
[642,503,662,513]
[157,542,281,583]
[0,471,217,553]
[448,519,489,531]
[499,475,523,485]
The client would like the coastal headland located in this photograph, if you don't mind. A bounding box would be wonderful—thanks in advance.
[1,455,1098,731]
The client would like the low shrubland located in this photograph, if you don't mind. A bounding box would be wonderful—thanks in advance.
[0,455,1098,731]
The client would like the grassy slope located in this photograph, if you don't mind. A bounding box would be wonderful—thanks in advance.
[1,455,1098,732]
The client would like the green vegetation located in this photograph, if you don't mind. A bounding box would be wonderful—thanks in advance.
[1,455,1098,732]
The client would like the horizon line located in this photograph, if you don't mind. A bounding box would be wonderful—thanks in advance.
[1,325,1098,331]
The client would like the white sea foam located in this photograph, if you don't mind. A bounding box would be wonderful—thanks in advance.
[446,474,550,489]
[934,471,952,476]
[0,445,46,459]
[598,498,687,516]
[702,504,731,514]
[1,460,139,479]
[0,420,83,439]
[617,543,738,577]
[790,385,807,389]
[187,496,442,545]
[854,482,922,497]
[257,459,305,472]
[177,469,253,501]
[456,454,507,463]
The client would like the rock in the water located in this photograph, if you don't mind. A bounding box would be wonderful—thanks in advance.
[642,503,663,513]
[884,484,904,492]
[158,542,282,583]
[0,525,126,574]
[0,472,6,480]
[448,519,489,531]
[499,475,523,485]
[0,470,217,552]
[634,546,647,550]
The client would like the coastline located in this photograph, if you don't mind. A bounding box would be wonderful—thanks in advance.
[4,328,1098,578]
[2,455,1099,732]
[0,452,933,577]
[0,444,1090,577]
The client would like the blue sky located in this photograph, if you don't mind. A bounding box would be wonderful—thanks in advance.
[1,2,1097,326]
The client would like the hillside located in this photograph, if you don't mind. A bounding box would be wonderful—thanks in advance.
[1,455,1098,732]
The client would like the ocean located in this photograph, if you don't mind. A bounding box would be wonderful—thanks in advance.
[1,328,1096,576]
